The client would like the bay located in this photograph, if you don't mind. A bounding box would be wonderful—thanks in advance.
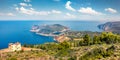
[0,21,102,49]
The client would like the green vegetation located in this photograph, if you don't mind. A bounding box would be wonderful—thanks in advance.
[74,32,120,46]
[31,24,69,35]
[1,32,120,60]
[7,57,17,60]
[83,34,92,45]
[80,45,115,60]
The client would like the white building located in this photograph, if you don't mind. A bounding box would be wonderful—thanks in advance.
[8,42,22,51]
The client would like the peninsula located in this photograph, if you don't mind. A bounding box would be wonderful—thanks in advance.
[30,24,69,36]
[98,21,120,34]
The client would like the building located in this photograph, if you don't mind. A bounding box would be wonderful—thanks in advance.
[8,42,22,51]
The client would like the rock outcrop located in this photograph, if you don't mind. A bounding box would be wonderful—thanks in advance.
[98,21,120,33]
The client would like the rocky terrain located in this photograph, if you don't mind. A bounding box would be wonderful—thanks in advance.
[30,24,69,36]
[98,21,120,33]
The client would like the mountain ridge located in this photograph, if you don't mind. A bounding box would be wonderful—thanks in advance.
[98,21,120,33]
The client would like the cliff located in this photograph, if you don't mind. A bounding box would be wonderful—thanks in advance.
[54,34,71,42]
[30,24,69,36]
[98,21,120,33]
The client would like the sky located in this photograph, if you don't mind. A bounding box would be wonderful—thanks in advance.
[0,0,120,21]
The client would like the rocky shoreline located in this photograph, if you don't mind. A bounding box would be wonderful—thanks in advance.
[30,24,70,42]
[98,21,120,33]
[30,24,69,36]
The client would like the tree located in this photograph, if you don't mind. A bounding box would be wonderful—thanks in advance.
[60,41,70,49]
[83,34,92,45]
[93,35,101,44]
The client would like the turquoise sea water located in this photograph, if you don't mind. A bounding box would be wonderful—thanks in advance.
[0,21,102,49]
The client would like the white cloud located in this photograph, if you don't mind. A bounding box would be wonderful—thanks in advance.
[15,7,19,11]
[66,13,76,18]
[78,7,103,15]
[24,0,31,2]
[19,7,34,15]
[16,7,51,15]
[30,8,34,10]
[0,13,14,16]
[52,10,62,14]
[105,8,117,13]
[38,11,51,15]
[19,3,32,7]
[7,13,15,16]
[65,1,76,11]
[16,5,62,15]
[20,3,27,6]
[15,0,62,16]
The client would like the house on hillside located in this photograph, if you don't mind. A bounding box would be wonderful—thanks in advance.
[8,42,22,51]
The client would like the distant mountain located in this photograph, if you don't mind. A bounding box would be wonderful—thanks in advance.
[30,24,69,36]
[98,21,120,33]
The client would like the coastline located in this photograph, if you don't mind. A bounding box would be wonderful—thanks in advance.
[30,30,60,37]
[30,30,69,42]
[36,33,59,37]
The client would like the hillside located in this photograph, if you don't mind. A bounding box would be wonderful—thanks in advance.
[30,24,69,36]
[1,32,120,60]
[98,21,120,33]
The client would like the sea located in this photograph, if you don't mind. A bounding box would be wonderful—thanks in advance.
[0,21,103,49]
